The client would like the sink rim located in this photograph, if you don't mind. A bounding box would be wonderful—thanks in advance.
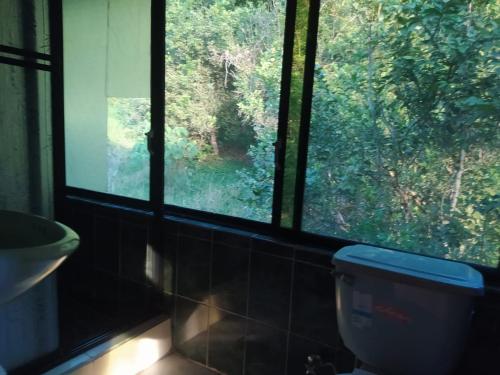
[0,210,79,260]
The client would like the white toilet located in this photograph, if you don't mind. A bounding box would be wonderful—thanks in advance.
[333,245,484,375]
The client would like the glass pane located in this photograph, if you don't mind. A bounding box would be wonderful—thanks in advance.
[0,0,50,53]
[0,64,53,217]
[63,0,151,200]
[164,0,287,222]
[303,0,499,267]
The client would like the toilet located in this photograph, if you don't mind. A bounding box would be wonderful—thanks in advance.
[332,245,484,375]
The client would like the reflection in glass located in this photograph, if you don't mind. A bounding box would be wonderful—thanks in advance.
[63,0,151,200]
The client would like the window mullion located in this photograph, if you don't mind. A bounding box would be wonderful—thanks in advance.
[272,0,298,228]
[292,0,320,231]
[150,0,166,216]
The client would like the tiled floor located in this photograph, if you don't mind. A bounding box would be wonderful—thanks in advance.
[140,353,221,375]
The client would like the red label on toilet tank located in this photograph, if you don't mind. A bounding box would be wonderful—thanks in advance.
[374,304,412,323]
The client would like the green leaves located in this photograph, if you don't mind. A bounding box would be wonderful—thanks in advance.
[303,0,499,267]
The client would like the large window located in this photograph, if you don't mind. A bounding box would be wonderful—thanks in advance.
[302,0,499,267]
[62,0,499,268]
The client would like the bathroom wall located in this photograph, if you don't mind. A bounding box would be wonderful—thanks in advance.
[50,197,500,375]
[164,217,500,375]
[164,217,355,375]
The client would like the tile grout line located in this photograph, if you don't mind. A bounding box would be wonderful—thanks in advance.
[284,248,297,375]
[172,231,179,357]
[206,228,214,367]
[118,217,123,277]
[169,293,338,350]
[242,244,253,375]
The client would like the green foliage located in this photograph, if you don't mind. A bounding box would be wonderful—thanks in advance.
[302,0,499,266]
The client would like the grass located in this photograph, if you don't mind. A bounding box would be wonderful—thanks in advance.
[164,157,257,219]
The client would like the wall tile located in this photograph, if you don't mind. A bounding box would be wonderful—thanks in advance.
[163,217,179,236]
[291,262,338,346]
[58,297,115,349]
[178,219,214,241]
[211,244,249,315]
[245,321,287,375]
[120,221,149,285]
[295,246,332,268]
[252,236,294,259]
[287,334,336,375]
[248,252,292,330]
[116,279,159,323]
[93,216,120,273]
[455,300,500,375]
[177,236,211,301]
[162,234,177,294]
[65,208,94,269]
[213,227,252,249]
[174,297,209,366]
[207,308,246,375]
[86,271,122,318]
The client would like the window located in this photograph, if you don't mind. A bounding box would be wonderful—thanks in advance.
[164,0,287,222]
[61,0,499,268]
[302,0,499,267]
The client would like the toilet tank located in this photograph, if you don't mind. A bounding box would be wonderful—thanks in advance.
[333,245,484,375]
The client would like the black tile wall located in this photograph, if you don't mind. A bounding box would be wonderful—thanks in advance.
[245,321,287,375]
[93,215,120,273]
[164,216,179,236]
[208,308,246,375]
[163,233,177,294]
[213,228,252,249]
[248,251,293,330]
[211,244,249,315]
[174,296,209,365]
[168,216,500,375]
[169,217,353,375]
[178,218,214,241]
[52,202,500,375]
[291,262,338,346]
[252,236,294,258]
[294,246,331,267]
[177,236,211,301]
[455,292,500,375]
[120,221,149,285]
[63,207,93,270]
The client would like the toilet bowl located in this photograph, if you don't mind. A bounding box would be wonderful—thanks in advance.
[333,245,484,375]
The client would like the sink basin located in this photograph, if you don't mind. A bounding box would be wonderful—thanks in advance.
[0,210,79,305]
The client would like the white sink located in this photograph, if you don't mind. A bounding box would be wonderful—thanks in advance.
[0,210,79,305]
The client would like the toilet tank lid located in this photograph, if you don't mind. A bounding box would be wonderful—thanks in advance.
[333,245,484,296]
